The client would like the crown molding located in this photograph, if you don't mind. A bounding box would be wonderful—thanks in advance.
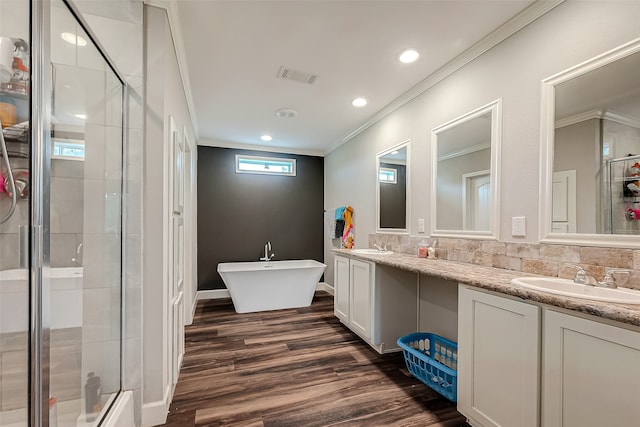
[438,142,490,161]
[555,109,640,129]
[327,0,565,155]
[555,109,603,128]
[144,0,200,140]
[604,111,640,129]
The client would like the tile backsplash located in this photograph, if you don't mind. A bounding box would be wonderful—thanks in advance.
[369,234,640,290]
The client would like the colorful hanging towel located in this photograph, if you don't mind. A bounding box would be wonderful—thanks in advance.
[342,206,354,248]
[335,206,346,221]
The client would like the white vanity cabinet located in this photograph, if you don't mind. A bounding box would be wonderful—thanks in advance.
[349,258,374,339]
[543,309,640,427]
[458,286,540,427]
[334,255,351,323]
[333,254,417,353]
[333,255,374,340]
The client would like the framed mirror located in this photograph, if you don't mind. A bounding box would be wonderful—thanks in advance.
[540,39,640,247]
[376,141,410,233]
[431,99,502,239]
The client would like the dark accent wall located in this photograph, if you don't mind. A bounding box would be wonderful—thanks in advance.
[379,162,406,229]
[197,146,324,290]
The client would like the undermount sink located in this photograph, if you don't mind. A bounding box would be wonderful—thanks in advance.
[350,248,394,255]
[511,277,640,304]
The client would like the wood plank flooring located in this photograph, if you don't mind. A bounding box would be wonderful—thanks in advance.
[162,292,470,427]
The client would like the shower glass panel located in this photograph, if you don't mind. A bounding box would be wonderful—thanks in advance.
[49,0,123,424]
[0,0,30,425]
[608,154,640,235]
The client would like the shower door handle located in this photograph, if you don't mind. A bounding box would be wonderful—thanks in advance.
[19,224,28,268]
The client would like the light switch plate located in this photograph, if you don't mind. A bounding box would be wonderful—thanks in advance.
[512,216,526,237]
[417,218,425,233]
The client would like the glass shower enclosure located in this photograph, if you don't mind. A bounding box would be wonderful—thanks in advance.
[0,0,124,425]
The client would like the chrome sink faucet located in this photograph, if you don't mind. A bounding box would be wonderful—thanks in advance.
[600,269,630,289]
[374,243,387,251]
[566,264,630,288]
[260,241,275,261]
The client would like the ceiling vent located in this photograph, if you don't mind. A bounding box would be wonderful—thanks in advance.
[277,66,318,85]
[276,108,298,118]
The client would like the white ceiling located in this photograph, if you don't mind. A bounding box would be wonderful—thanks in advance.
[555,49,640,122]
[175,0,536,155]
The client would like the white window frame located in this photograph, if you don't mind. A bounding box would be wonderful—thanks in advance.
[235,154,296,176]
[379,167,397,184]
[51,138,85,161]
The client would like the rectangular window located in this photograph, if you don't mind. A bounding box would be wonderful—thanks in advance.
[379,167,397,184]
[235,154,296,176]
[52,139,85,160]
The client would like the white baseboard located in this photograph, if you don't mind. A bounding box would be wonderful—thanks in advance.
[196,289,230,300]
[190,291,198,323]
[141,384,171,427]
[196,283,333,301]
[316,282,334,295]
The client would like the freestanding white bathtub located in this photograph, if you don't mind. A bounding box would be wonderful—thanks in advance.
[0,267,83,333]
[217,260,326,313]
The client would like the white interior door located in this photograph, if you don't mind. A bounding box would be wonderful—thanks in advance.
[464,171,490,230]
[552,170,577,233]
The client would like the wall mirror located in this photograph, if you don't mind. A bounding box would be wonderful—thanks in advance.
[376,141,410,233]
[431,99,502,239]
[540,39,640,247]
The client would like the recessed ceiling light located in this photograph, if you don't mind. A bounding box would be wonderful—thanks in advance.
[352,97,367,107]
[276,108,298,118]
[74,113,86,120]
[61,32,87,47]
[261,135,272,142]
[399,49,419,64]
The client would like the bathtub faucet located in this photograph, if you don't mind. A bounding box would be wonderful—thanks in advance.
[260,241,275,261]
[72,242,83,266]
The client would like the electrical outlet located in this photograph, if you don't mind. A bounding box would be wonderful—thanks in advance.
[417,219,425,233]
[512,216,526,237]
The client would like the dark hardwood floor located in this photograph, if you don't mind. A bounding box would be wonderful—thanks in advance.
[161,292,470,427]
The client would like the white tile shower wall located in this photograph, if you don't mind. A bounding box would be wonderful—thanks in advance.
[369,233,640,289]
[82,233,121,289]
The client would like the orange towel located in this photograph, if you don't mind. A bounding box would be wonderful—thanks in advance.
[342,206,354,249]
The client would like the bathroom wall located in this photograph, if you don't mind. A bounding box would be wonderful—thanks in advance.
[197,146,324,290]
[554,119,599,233]
[436,148,490,231]
[143,4,198,424]
[324,1,640,283]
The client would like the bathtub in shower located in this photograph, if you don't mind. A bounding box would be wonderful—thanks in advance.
[217,260,326,313]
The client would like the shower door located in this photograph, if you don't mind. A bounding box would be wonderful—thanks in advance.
[48,0,125,424]
[0,0,31,425]
[1,0,125,425]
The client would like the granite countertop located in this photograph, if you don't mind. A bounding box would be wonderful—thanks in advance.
[332,249,640,328]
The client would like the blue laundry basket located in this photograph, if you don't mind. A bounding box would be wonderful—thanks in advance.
[397,332,458,402]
